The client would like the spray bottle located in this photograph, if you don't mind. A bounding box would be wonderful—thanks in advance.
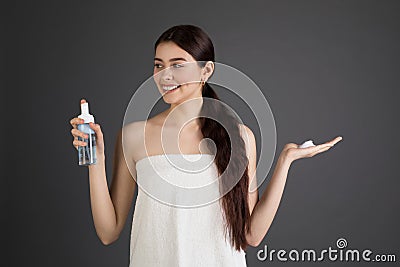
[77,102,97,166]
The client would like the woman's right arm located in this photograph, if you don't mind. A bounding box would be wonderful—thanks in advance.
[70,101,139,245]
[87,126,137,245]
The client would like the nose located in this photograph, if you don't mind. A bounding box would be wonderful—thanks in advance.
[160,66,173,81]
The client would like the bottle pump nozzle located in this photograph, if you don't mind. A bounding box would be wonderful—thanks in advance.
[78,102,95,123]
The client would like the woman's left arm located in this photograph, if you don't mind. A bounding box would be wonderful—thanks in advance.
[242,126,342,247]
[245,150,292,247]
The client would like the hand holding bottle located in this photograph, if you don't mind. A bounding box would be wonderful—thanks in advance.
[70,99,105,165]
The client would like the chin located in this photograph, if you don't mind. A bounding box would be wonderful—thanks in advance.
[161,92,181,103]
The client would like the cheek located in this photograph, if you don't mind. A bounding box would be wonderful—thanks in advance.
[153,72,162,87]
[153,70,159,80]
[175,73,200,86]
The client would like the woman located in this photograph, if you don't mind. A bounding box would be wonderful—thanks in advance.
[69,24,342,266]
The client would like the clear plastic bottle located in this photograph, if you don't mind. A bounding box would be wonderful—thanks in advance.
[77,102,97,166]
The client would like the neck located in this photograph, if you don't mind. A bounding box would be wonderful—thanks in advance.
[165,97,203,129]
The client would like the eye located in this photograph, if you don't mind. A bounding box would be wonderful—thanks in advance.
[172,63,184,68]
[154,63,163,68]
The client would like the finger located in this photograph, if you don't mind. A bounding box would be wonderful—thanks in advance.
[317,140,338,148]
[70,117,85,128]
[89,122,103,138]
[326,136,343,146]
[309,146,332,157]
[70,117,84,126]
[318,146,332,154]
[332,136,343,145]
[73,139,87,148]
[304,144,331,153]
[304,144,332,157]
[312,137,341,155]
[319,143,335,149]
[71,128,88,139]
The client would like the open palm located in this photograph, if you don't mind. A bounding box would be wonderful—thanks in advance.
[283,136,343,162]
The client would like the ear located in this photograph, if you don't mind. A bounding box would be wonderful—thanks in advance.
[201,61,215,81]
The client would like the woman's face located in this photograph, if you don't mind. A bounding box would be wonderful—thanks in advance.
[153,41,204,104]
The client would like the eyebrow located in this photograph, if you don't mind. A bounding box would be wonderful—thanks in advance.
[154,57,187,62]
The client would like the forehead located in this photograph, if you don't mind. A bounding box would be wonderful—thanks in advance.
[154,42,196,62]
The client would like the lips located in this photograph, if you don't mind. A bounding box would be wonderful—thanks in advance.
[162,84,181,92]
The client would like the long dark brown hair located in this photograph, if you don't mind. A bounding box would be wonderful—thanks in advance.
[154,25,251,251]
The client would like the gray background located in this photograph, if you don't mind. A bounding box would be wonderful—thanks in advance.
[5,0,399,266]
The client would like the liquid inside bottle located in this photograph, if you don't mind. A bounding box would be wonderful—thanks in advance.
[77,123,97,165]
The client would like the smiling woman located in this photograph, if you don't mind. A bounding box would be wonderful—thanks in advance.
[69,24,342,267]
[152,40,213,107]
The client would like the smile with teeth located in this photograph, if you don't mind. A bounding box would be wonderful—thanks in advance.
[162,84,181,92]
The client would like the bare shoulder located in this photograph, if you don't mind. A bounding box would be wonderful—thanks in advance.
[238,123,256,158]
[120,121,146,144]
[118,121,147,162]
[238,123,255,141]
[119,116,164,162]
